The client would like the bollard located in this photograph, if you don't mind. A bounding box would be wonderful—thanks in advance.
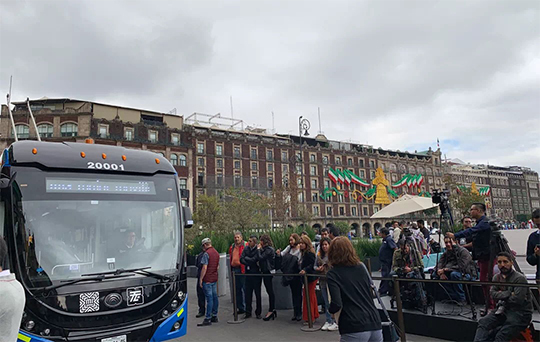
[227,272,245,324]
[392,275,407,342]
[300,274,320,332]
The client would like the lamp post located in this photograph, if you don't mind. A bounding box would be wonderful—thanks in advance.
[298,116,310,227]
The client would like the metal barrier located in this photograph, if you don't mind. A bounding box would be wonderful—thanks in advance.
[228,270,539,340]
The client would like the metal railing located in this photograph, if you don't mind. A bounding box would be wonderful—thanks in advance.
[227,269,540,341]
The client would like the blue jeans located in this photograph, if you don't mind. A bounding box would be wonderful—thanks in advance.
[231,267,245,311]
[440,272,470,302]
[203,282,219,320]
[340,329,383,342]
[320,282,335,324]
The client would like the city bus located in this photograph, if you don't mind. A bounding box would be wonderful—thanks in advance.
[1,140,192,342]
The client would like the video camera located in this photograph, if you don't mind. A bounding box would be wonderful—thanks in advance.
[432,189,450,204]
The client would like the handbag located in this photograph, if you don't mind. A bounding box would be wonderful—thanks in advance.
[361,263,400,342]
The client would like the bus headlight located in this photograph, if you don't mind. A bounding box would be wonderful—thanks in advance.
[171,299,179,309]
[41,328,51,336]
[173,321,181,330]
[177,291,185,301]
[162,310,170,318]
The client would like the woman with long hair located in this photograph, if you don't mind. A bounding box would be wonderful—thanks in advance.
[257,234,276,321]
[298,235,319,325]
[327,237,382,342]
[315,237,337,331]
[276,233,302,320]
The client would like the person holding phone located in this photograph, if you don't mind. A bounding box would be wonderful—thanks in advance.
[526,208,540,282]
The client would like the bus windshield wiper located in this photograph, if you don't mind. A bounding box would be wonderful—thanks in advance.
[32,273,136,294]
[82,267,172,281]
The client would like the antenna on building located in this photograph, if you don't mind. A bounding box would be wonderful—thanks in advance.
[6,76,18,142]
[168,108,177,115]
[230,96,234,119]
[318,107,322,134]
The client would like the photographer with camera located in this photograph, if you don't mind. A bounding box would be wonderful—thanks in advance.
[526,208,540,281]
[447,202,495,312]
[473,252,533,342]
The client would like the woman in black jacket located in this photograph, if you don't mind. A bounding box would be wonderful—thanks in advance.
[257,234,276,321]
[327,237,382,342]
[298,235,319,324]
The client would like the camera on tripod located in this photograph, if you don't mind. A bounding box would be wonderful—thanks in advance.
[432,189,450,204]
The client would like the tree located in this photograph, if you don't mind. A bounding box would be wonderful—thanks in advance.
[193,194,223,230]
[270,183,290,229]
[443,175,485,219]
[221,188,271,231]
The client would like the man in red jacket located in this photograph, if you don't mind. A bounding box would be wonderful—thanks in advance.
[229,231,246,314]
[198,238,220,326]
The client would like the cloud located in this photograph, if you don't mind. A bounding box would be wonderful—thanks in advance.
[1,0,539,172]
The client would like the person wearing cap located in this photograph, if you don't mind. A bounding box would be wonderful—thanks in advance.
[195,241,208,318]
[197,238,220,326]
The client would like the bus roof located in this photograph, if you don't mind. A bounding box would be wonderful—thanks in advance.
[5,141,176,175]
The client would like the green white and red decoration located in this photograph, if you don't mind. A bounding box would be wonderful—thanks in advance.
[392,174,424,188]
[327,167,369,187]
[479,186,491,196]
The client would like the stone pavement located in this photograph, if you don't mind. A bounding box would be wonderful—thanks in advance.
[172,278,449,342]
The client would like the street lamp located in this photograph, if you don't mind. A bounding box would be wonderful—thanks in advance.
[298,116,310,228]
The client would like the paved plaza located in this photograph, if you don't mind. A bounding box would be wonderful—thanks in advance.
[173,278,449,342]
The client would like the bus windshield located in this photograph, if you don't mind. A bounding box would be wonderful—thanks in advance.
[11,168,180,287]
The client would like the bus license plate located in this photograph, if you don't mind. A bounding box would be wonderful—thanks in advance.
[101,335,127,342]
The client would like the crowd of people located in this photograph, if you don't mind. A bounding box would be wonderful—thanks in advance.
[196,225,388,341]
[377,204,540,341]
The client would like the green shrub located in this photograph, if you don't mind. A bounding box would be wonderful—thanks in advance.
[353,238,382,260]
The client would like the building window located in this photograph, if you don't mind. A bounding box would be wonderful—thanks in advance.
[313,206,320,216]
[124,127,133,141]
[99,124,108,138]
[251,162,258,170]
[197,172,204,186]
[359,159,364,167]
[197,142,204,154]
[268,177,274,189]
[311,179,318,189]
[370,160,375,168]
[179,154,187,166]
[371,171,376,179]
[281,151,288,162]
[217,159,223,168]
[348,158,353,166]
[170,154,178,165]
[267,149,273,160]
[363,207,368,216]
[251,148,257,159]
[234,175,242,187]
[60,123,78,137]
[235,160,241,169]
[171,133,180,145]
[148,130,158,143]
[282,164,288,173]
[251,176,258,188]
[326,206,332,216]
[37,124,53,138]
[339,207,345,216]
[234,146,241,158]
[360,170,365,178]
[310,166,317,176]
[336,157,341,165]
[352,207,357,216]
[310,154,316,163]
[13,124,30,139]
[324,180,330,188]
[217,173,223,187]
[216,145,223,156]
[268,163,274,172]
[198,158,205,167]
[323,156,329,165]
[179,179,187,189]
[312,193,319,202]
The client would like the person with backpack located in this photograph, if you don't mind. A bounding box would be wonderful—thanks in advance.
[258,234,276,321]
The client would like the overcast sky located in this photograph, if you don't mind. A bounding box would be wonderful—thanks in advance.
[1,0,539,172]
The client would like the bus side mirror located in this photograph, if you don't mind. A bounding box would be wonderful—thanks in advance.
[182,207,193,229]
[0,172,16,189]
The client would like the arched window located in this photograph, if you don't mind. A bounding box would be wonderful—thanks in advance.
[409,166,416,174]
[170,154,178,166]
[417,166,424,175]
[399,164,407,173]
[13,124,30,139]
[37,123,54,138]
[390,163,397,172]
[60,123,78,137]
[426,167,433,175]
[179,154,187,166]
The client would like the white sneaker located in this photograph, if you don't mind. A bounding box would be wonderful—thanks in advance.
[327,323,339,331]
[321,322,330,331]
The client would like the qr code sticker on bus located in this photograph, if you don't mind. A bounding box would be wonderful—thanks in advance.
[80,292,100,313]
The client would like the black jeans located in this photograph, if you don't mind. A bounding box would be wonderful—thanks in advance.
[379,263,392,295]
[289,278,303,318]
[474,310,531,342]
[262,273,275,312]
[245,274,262,316]
[196,276,205,314]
